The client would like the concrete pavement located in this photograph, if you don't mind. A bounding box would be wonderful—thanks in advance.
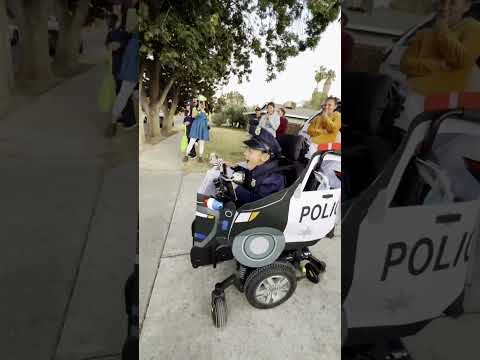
[139,129,341,360]
[1,61,136,359]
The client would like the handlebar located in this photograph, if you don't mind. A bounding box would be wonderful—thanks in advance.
[213,172,237,202]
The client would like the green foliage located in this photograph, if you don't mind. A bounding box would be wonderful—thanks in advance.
[224,104,249,128]
[140,0,341,106]
[304,89,327,110]
[314,66,335,90]
[214,96,227,113]
[315,65,328,86]
[217,91,245,108]
[211,112,225,127]
[211,106,248,128]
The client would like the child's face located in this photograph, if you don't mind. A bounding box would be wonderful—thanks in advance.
[267,105,274,115]
[244,147,270,170]
[198,101,205,111]
[255,110,261,117]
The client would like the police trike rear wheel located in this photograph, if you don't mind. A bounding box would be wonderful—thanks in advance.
[244,262,297,309]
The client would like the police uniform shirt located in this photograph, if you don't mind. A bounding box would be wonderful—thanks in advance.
[235,160,285,205]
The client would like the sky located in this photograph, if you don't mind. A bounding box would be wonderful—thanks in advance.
[215,18,341,107]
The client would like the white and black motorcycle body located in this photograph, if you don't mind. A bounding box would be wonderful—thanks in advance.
[342,110,480,346]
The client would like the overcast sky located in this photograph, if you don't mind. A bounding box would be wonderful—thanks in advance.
[215,18,341,107]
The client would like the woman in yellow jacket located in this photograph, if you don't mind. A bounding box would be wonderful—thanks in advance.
[400,0,480,95]
[307,97,341,145]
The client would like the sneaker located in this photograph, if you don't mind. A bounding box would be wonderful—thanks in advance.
[182,156,189,162]
[198,157,203,163]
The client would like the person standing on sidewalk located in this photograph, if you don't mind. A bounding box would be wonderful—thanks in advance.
[107,9,139,136]
[248,106,262,135]
[105,13,129,93]
[258,102,280,137]
[276,107,289,137]
[183,104,196,159]
[183,99,210,162]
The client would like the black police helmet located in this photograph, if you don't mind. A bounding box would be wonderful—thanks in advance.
[243,127,282,157]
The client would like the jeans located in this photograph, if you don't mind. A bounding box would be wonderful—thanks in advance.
[186,138,205,157]
[112,81,137,121]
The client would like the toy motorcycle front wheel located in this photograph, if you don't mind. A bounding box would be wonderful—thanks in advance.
[244,262,297,309]
[211,293,228,328]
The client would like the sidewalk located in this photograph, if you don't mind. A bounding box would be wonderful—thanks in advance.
[139,129,341,360]
[1,64,136,360]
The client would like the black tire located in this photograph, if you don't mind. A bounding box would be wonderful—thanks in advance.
[305,262,320,284]
[326,227,335,238]
[316,260,327,273]
[211,297,227,328]
[244,262,297,309]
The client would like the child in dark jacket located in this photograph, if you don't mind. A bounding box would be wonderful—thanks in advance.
[183,107,196,158]
[234,128,286,205]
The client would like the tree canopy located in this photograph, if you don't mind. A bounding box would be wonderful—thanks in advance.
[139,0,341,115]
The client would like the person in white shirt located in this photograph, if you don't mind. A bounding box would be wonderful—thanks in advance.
[258,102,280,137]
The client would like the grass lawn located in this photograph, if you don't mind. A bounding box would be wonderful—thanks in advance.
[183,126,249,173]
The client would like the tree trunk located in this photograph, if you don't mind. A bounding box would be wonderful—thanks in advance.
[139,108,145,146]
[142,60,175,139]
[162,94,178,135]
[53,0,90,75]
[14,1,53,87]
[322,79,332,96]
[0,0,13,113]
[139,62,148,142]
[146,60,161,138]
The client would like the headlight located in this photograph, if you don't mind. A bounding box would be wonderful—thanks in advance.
[204,198,223,210]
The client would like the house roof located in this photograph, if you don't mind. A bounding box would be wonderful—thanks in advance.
[244,105,319,124]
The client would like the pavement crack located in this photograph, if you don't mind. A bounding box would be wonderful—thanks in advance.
[161,252,190,259]
[79,353,122,360]
[50,163,108,360]
[140,173,184,334]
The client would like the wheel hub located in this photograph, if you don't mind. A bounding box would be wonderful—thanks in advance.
[255,275,291,305]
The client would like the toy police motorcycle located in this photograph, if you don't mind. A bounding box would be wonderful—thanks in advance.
[190,135,341,327]
[341,72,480,359]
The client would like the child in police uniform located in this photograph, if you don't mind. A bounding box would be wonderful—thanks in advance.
[198,127,286,205]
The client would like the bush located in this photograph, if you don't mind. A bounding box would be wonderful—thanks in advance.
[212,105,249,128]
[211,112,225,127]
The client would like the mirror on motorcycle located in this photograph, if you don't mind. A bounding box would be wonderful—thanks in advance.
[367,189,388,223]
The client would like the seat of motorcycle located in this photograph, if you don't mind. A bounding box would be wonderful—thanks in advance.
[342,71,394,137]
[342,72,397,198]
[276,134,308,187]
